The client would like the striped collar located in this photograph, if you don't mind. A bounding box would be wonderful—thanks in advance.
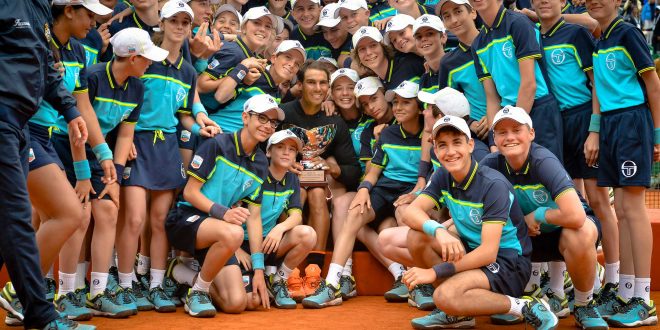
[541,17,565,38]
[601,16,624,40]
[233,130,258,160]
[105,60,129,90]
[452,159,478,190]
[481,6,507,33]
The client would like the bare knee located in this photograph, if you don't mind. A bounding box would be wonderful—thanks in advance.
[378,229,397,258]
[407,229,430,255]
[221,225,245,250]
[435,284,461,315]
[222,292,247,314]
[291,225,316,249]
[245,292,261,311]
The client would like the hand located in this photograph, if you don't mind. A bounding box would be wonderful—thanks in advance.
[583,132,599,167]
[105,6,132,25]
[290,162,304,176]
[262,224,285,254]
[393,192,417,207]
[435,229,466,262]
[402,267,437,289]
[489,145,498,153]
[223,207,250,225]
[98,181,120,209]
[195,112,220,129]
[374,124,388,140]
[372,17,392,30]
[189,22,223,59]
[321,100,337,116]
[74,179,95,208]
[243,68,262,85]
[311,156,330,171]
[235,248,251,270]
[241,58,268,71]
[348,188,371,214]
[252,269,270,309]
[128,143,137,161]
[655,144,660,162]
[54,62,65,77]
[97,23,111,54]
[199,125,221,138]
[524,212,541,236]
[470,117,489,140]
[572,0,585,6]
[99,159,117,185]
[67,117,88,148]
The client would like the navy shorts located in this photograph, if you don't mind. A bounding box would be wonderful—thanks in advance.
[368,177,415,228]
[530,215,602,262]
[51,133,109,200]
[529,95,563,163]
[598,105,653,187]
[479,248,531,297]
[176,121,199,151]
[123,131,186,190]
[27,122,63,172]
[561,102,598,180]
[238,240,283,293]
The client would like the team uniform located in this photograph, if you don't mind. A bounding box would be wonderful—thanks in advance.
[592,16,656,187]
[369,0,396,22]
[438,42,487,123]
[346,114,375,173]
[358,118,396,164]
[472,6,563,161]
[419,135,489,181]
[289,27,333,60]
[78,28,104,67]
[381,52,425,90]
[419,69,439,95]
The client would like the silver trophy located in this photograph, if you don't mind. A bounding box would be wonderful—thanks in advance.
[286,125,337,187]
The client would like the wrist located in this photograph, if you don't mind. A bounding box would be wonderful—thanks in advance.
[209,203,229,220]
[654,128,660,145]
[73,160,91,181]
[191,123,201,136]
[357,181,373,192]
[251,252,265,270]
[114,163,124,184]
[432,263,456,279]
[228,63,249,84]
[422,220,445,237]
[92,143,113,162]
[588,114,601,133]
[192,102,208,118]
[534,207,549,224]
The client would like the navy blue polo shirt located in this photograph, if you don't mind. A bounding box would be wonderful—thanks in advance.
[369,0,396,21]
[359,118,396,162]
[421,159,531,256]
[382,52,425,90]
[472,6,551,106]
[331,38,352,61]
[182,130,268,210]
[419,69,439,95]
[138,54,196,133]
[109,11,156,36]
[78,28,104,67]
[347,114,375,173]
[371,123,422,184]
[290,26,333,60]
[427,133,490,176]
[439,42,487,121]
[540,19,595,111]
[246,171,302,240]
[593,17,656,112]
[31,36,88,129]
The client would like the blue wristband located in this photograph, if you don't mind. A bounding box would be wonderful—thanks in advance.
[73,160,91,180]
[588,114,601,133]
[191,123,201,136]
[192,102,208,118]
[210,203,229,220]
[534,207,549,224]
[432,263,456,279]
[357,181,373,192]
[422,220,445,237]
[92,143,113,162]
[251,252,265,270]
[654,128,660,145]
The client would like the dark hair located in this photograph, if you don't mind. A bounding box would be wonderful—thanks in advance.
[433,125,469,143]
[296,60,330,84]
[51,4,85,20]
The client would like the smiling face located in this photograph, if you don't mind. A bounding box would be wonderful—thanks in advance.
[358,90,390,121]
[188,0,213,26]
[331,76,357,110]
[493,119,535,160]
[356,38,386,71]
[292,0,322,31]
[388,27,415,53]
[214,11,240,35]
[271,49,305,82]
[242,16,275,50]
[440,2,477,38]
[470,0,498,14]
[433,127,474,175]
[339,8,370,35]
[322,25,348,48]
[585,0,620,22]
[301,68,330,107]
[414,27,444,57]
[392,94,420,124]
[268,139,299,168]
[531,0,564,21]
[243,108,278,142]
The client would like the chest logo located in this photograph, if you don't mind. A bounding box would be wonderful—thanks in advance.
[605,53,616,71]
[176,88,186,103]
[469,208,482,225]
[501,41,513,59]
[533,190,549,204]
[121,109,131,122]
[243,179,254,191]
[550,49,565,65]
[621,160,637,178]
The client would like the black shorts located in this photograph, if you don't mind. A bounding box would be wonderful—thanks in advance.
[123,131,186,190]
[165,204,239,266]
[27,122,63,172]
[368,177,415,228]
[238,240,283,293]
[530,215,602,262]
[480,248,531,297]
[51,133,109,200]
[561,102,598,180]
[529,94,563,163]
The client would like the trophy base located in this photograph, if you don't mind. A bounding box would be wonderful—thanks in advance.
[300,169,327,187]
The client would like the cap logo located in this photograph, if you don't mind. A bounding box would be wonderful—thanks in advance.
[443,117,450,122]
[387,21,393,28]
[359,28,367,35]
[421,16,429,23]
[356,82,363,90]
[269,98,275,103]
[178,1,184,7]
[322,9,328,16]
[339,69,345,73]
[127,46,137,54]
[503,108,509,114]
[264,7,269,12]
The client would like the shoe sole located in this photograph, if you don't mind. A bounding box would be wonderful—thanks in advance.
[341,290,357,301]
[184,303,216,318]
[90,308,133,318]
[408,298,436,311]
[411,319,476,329]
[489,315,524,325]
[384,293,409,303]
[4,316,22,327]
[274,302,297,309]
[154,305,177,313]
[555,307,570,318]
[607,315,658,328]
[574,320,609,330]
[137,304,155,311]
[301,297,342,309]
[0,294,22,320]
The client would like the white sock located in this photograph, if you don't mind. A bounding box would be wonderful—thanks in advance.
[111,250,117,268]
[619,274,635,301]
[548,261,566,298]
[604,261,619,285]
[388,263,405,279]
[507,296,526,317]
[150,268,165,289]
[265,266,277,276]
[172,263,197,287]
[137,254,150,275]
[46,266,54,280]
[593,264,603,292]
[633,277,651,305]
[132,272,138,283]
[75,262,88,290]
[191,274,212,293]
[274,263,293,282]
[342,258,353,276]
[90,272,108,297]
[327,263,343,288]
[57,272,76,296]
[118,271,133,289]
[525,263,543,291]
[574,288,594,307]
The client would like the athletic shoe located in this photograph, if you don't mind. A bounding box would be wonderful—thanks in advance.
[607,297,657,327]
[384,275,409,302]
[147,287,176,313]
[408,284,435,311]
[4,314,22,327]
[131,281,154,311]
[524,283,544,299]
[574,301,608,330]
[521,297,559,330]
[302,264,322,297]
[543,289,570,318]
[0,282,23,320]
[301,280,342,309]
[136,273,150,298]
[339,275,357,300]
[594,283,624,319]
[86,289,133,318]
[269,276,297,309]
[107,267,119,293]
[183,289,216,318]
[114,287,138,315]
[490,313,524,325]
[540,271,550,293]
[45,278,57,302]
[411,308,475,329]
[567,288,575,313]
[41,316,96,330]
[54,292,92,321]
[287,268,305,302]
[563,271,574,293]
[163,258,182,307]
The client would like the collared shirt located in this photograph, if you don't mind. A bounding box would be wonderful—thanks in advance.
[425,133,489,179]
[109,11,155,36]
[78,28,103,67]
[371,122,423,184]
[359,117,396,162]
[183,130,268,209]
[382,51,425,90]
[245,171,302,240]
[592,16,656,112]
[290,26,333,60]
[439,42,487,121]
[346,114,375,174]
[421,159,531,256]
[369,0,396,21]
[331,38,352,61]
[420,68,439,95]
[539,19,595,111]
[472,6,551,106]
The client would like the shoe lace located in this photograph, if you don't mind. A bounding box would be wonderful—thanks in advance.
[522,302,542,327]
[53,316,77,328]
[575,304,600,319]
[132,282,146,298]
[419,284,435,297]
[615,297,640,314]
[274,280,291,298]
[392,276,405,289]
[312,280,328,295]
[152,287,169,300]
[119,288,133,304]
[65,292,85,308]
[192,290,211,304]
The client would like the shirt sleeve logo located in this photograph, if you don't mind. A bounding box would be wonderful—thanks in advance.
[180,129,191,143]
[469,208,482,225]
[191,155,204,169]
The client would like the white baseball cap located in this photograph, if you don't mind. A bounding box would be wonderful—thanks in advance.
[354,76,384,98]
[491,105,533,130]
[432,115,471,140]
[243,6,284,34]
[384,80,420,102]
[316,3,341,28]
[274,40,307,62]
[110,28,169,61]
[333,0,369,18]
[183,0,221,3]
[330,68,360,86]
[318,57,338,68]
[267,129,303,151]
[417,87,470,118]
[214,4,243,24]
[52,0,112,16]
[243,94,285,121]
[291,0,321,8]
[436,0,472,15]
[412,14,446,35]
[352,26,383,49]
[383,14,415,46]
[160,0,195,20]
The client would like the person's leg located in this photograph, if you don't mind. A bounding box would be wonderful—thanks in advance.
[407,228,443,268]
[148,189,176,288]
[379,227,415,266]
[275,225,317,276]
[116,186,148,278]
[331,192,355,242]
[327,205,376,285]
[584,179,620,275]
[209,265,247,314]
[435,270,510,316]
[614,188,635,301]
[305,187,330,267]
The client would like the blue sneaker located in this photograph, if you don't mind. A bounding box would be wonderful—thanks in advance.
[543,289,570,318]
[54,292,92,321]
[490,313,524,325]
[408,284,436,311]
[384,275,408,302]
[86,289,133,318]
[163,258,181,306]
[45,278,57,302]
[339,275,357,300]
[107,267,119,293]
[525,283,544,299]
[41,316,96,330]
[594,283,624,319]
[148,287,176,313]
[301,280,342,309]
[607,297,657,327]
[136,273,150,298]
[567,288,575,313]
[411,308,475,329]
[4,313,22,327]
[184,289,216,318]
[522,297,559,330]
[115,287,138,315]
[131,281,154,311]
[269,276,297,309]
[0,282,23,321]
[574,301,608,330]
